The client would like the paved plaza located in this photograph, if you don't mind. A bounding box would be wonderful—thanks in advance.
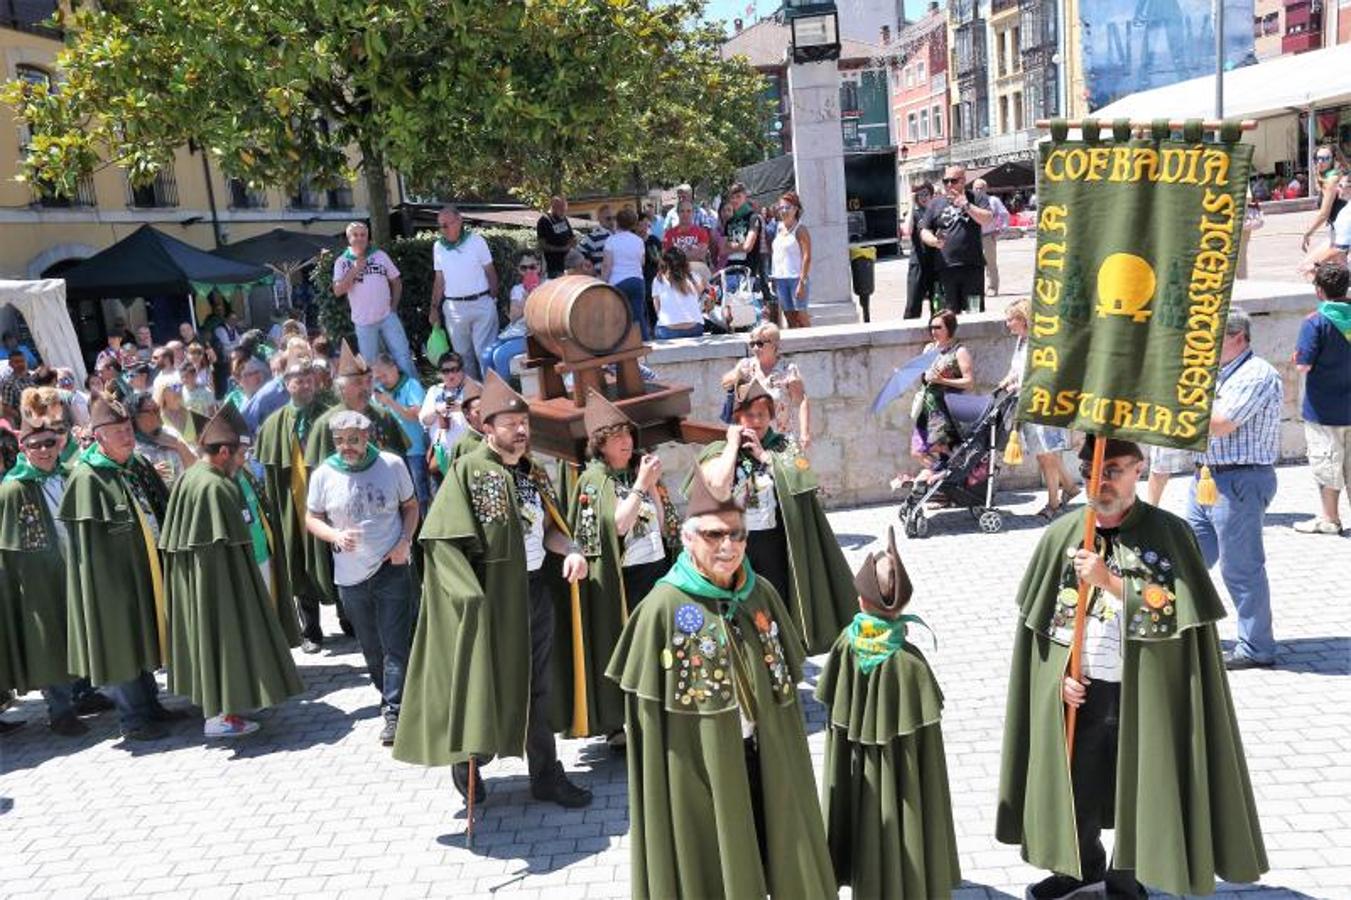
[2,463,1347,900]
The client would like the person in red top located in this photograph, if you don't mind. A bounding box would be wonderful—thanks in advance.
[661,198,712,266]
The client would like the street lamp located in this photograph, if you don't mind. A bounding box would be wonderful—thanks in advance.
[785,0,840,64]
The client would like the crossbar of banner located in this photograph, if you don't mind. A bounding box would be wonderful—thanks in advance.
[1034,119,1258,132]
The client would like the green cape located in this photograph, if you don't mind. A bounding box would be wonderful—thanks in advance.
[554,460,679,737]
[996,502,1267,895]
[394,446,565,766]
[159,463,303,717]
[693,435,856,654]
[255,400,330,603]
[302,402,411,602]
[816,630,961,899]
[59,452,170,686]
[0,477,75,693]
[605,577,836,900]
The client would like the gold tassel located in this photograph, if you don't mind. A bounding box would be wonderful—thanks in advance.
[1002,429,1024,465]
[1195,465,1219,506]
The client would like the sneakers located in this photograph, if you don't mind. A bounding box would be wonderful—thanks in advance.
[606,729,627,753]
[531,762,593,809]
[1224,650,1275,671]
[379,718,397,746]
[1026,874,1105,900]
[1293,517,1343,535]
[300,638,322,654]
[452,760,486,804]
[204,714,260,738]
[49,711,90,737]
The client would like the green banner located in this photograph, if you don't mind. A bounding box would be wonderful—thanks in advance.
[1016,120,1254,452]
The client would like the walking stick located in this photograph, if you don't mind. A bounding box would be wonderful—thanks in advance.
[1065,436,1106,763]
[466,756,477,849]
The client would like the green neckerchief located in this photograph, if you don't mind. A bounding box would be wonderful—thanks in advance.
[81,442,127,471]
[658,550,757,621]
[1319,300,1351,341]
[223,387,246,410]
[847,611,929,675]
[341,245,380,261]
[437,227,473,251]
[324,443,379,473]
[730,200,753,222]
[3,452,58,484]
[290,400,318,447]
[234,472,270,566]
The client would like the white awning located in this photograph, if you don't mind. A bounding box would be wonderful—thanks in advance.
[0,279,86,382]
[1094,44,1351,121]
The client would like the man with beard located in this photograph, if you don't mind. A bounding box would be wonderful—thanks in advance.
[997,437,1267,899]
[605,469,835,899]
[257,359,333,652]
[161,405,304,738]
[394,371,592,808]
[61,395,188,741]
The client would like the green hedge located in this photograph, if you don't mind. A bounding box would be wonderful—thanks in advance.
[311,227,538,367]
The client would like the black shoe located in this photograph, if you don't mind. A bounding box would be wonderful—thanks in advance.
[1105,877,1147,899]
[49,711,90,737]
[73,692,115,716]
[452,760,486,804]
[339,619,356,638]
[1224,650,1274,671]
[149,704,192,722]
[379,719,397,746]
[121,722,170,742]
[1026,874,1105,900]
[300,638,322,655]
[531,766,593,809]
[0,718,25,735]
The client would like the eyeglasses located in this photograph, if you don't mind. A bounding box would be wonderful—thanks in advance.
[696,526,748,544]
[440,366,462,374]
[1318,154,1333,161]
[1079,462,1133,481]
[941,177,961,185]
[22,437,61,451]
[333,434,367,447]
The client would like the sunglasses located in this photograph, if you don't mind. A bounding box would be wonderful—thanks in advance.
[696,526,748,544]
[1318,155,1333,161]
[22,436,62,451]
[1080,462,1133,481]
[942,177,961,185]
[748,340,774,349]
[440,366,462,374]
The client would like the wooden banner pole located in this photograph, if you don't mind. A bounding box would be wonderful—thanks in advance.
[1034,118,1257,132]
[1065,436,1107,763]
[466,756,476,849]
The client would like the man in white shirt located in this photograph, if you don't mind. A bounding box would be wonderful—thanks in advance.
[333,221,416,379]
[427,205,499,381]
[972,178,1010,296]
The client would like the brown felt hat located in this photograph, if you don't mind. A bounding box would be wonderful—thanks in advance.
[685,466,746,518]
[189,410,209,442]
[478,370,529,422]
[582,389,634,438]
[1078,434,1143,463]
[460,378,483,404]
[734,378,773,411]
[335,339,369,377]
[89,394,131,430]
[855,527,913,618]
[200,403,251,448]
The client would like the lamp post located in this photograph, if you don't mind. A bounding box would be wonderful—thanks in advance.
[785,0,856,324]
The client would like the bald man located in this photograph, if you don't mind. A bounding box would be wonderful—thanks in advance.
[536,196,575,278]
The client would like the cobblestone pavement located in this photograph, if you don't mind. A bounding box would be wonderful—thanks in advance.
[2,464,1347,899]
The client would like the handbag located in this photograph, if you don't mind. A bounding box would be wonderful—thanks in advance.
[425,325,450,363]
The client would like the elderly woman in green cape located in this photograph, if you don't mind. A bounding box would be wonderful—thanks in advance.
[558,390,680,748]
[816,526,960,899]
[606,468,835,900]
[696,379,856,654]
[997,437,1267,899]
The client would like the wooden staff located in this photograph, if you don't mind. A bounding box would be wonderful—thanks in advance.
[1065,435,1107,762]
[466,756,477,848]
[1034,118,1258,131]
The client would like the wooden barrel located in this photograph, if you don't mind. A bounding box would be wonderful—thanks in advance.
[524,275,633,358]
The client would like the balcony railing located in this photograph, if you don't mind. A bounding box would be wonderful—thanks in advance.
[128,171,179,208]
[326,186,354,210]
[940,127,1039,166]
[33,173,96,208]
[0,0,61,38]
[228,177,268,209]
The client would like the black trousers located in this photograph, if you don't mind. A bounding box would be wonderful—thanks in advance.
[524,569,559,783]
[295,593,351,643]
[746,522,791,606]
[1071,679,1134,892]
[938,264,985,314]
[904,261,935,319]
[621,559,669,611]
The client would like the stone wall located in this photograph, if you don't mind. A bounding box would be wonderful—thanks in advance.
[620,280,1317,510]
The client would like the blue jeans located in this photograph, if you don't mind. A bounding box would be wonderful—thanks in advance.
[337,561,416,720]
[355,313,417,379]
[654,323,703,340]
[42,681,76,719]
[106,670,162,731]
[615,277,651,341]
[1186,465,1278,663]
[772,277,808,311]
[406,453,430,517]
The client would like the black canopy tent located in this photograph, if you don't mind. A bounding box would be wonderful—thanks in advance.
[62,224,273,332]
[735,150,899,246]
[968,160,1035,193]
[213,228,346,268]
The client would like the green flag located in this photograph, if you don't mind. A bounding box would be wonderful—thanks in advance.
[1016,119,1254,452]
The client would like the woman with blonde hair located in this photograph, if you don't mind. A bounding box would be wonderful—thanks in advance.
[152,373,198,446]
[719,321,810,449]
[999,298,1079,518]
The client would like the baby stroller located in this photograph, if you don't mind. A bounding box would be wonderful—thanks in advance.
[702,264,762,334]
[896,388,1020,538]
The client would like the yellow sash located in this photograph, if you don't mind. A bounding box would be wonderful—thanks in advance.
[543,495,588,738]
[130,497,167,666]
[289,433,309,532]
